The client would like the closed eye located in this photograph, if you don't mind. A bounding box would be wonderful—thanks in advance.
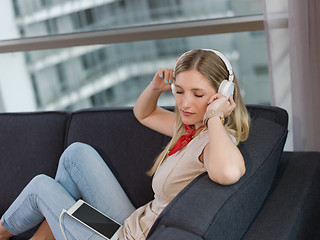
[176,91,183,94]
[195,94,204,98]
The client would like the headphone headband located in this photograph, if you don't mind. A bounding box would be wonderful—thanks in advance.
[174,49,234,82]
[205,49,234,82]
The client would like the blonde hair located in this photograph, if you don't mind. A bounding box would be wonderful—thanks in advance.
[147,49,250,176]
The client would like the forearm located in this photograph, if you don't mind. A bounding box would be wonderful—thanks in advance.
[205,117,245,185]
[133,83,162,122]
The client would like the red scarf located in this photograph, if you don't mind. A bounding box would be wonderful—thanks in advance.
[168,125,200,156]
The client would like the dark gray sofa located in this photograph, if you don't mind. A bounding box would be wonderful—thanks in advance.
[0,105,319,240]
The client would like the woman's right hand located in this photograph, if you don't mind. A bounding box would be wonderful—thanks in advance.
[150,68,174,92]
[133,67,176,137]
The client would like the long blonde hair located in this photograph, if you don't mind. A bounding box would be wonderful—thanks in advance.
[148,49,250,176]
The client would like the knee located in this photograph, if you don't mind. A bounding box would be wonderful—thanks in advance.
[30,174,51,185]
[60,142,96,167]
[27,174,54,194]
[63,142,92,156]
[67,142,91,153]
[62,142,89,160]
[23,175,67,209]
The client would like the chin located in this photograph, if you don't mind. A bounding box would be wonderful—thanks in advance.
[182,121,193,126]
[181,117,196,126]
[180,118,190,125]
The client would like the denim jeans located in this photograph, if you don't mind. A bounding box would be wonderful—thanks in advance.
[1,142,136,240]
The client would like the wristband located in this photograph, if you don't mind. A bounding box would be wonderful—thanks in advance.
[203,110,225,127]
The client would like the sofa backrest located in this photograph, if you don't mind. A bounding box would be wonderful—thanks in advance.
[246,104,288,129]
[65,107,171,208]
[148,105,288,239]
[0,111,70,215]
[0,104,288,227]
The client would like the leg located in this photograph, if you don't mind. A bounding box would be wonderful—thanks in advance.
[55,142,135,224]
[29,220,54,240]
[32,143,135,240]
[1,175,103,240]
[0,220,12,240]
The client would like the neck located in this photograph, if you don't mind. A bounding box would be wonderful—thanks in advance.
[193,123,204,131]
[187,124,204,135]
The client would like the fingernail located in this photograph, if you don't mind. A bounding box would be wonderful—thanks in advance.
[160,74,163,78]
[206,101,210,105]
[169,79,172,84]
[165,79,168,84]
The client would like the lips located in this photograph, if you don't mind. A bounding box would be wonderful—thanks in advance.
[181,110,194,117]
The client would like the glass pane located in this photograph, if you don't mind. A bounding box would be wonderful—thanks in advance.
[0,31,269,112]
[1,0,263,41]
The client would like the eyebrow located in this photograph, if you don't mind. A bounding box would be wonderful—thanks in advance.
[174,83,207,92]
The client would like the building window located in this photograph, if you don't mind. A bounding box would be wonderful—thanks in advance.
[12,0,21,17]
[56,63,67,92]
[45,18,58,34]
[30,74,41,107]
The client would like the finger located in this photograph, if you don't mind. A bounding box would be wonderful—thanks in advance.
[206,95,216,105]
[158,68,164,78]
[216,92,229,100]
[213,93,221,100]
[226,99,236,116]
[163,68,171,84]
[230,100,236,111]
[229,96,236,107]
[168,70,174,84]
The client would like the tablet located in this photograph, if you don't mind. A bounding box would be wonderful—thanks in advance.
[67,200,122,240]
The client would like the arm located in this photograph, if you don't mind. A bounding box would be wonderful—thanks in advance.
[203,94,246,185]
[133,68,176,137]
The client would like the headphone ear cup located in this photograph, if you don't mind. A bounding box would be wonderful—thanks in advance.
[218,80,234,99]
[218,80,228,94]
[171,83,176,95]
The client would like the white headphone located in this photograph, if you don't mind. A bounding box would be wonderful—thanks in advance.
[172,49,235,99]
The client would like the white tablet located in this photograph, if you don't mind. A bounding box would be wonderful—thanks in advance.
[67,200,122,240]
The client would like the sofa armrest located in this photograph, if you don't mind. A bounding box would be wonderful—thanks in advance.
[147,117,288,240]
[148,226,203,240]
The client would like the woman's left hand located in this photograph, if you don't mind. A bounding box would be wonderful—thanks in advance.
[206,93,236,117]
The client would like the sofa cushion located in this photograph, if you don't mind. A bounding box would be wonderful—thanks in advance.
[242,151,320,240]
[65,107,171,208]
[0,111,70,216]
[148,117,288,240]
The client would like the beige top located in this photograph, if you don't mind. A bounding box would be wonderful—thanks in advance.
[119,130,209,240]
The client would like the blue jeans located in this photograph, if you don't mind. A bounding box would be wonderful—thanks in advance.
[1,142,136,239]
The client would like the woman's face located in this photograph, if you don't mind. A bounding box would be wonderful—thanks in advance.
[174,69,216,128]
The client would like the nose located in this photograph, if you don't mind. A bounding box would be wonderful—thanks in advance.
[182,94,192,109]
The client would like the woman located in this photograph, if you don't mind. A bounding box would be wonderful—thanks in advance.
[0,49,249,240]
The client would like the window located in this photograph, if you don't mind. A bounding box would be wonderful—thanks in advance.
[0,0,267,112]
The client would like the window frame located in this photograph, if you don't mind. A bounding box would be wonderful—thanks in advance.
[0,14,264,53]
